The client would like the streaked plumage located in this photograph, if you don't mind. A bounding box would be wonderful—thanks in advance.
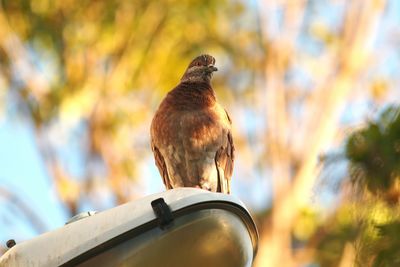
[150,54,234,193]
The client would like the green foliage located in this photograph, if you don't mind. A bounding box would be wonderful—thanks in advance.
[311,200,400,267]
[346,106,400,198]
[315,205,360,267]
[321,104,400,266]
[309,105,400,267]
[372,222,400,267]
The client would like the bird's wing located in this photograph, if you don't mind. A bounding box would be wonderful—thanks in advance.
[151,141,172,190]
[215,110,235,194]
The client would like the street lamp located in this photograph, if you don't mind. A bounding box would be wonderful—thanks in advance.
[0,188,258,267]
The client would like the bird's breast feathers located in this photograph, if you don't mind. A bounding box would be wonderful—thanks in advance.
[154,103,231,149]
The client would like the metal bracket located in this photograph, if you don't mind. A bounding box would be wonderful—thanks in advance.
[151,198,173,229]
[6,239,16,248]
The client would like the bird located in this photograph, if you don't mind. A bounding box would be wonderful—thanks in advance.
[150,54,234,194]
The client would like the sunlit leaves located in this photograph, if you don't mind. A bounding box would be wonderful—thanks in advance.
[314,200,397,267]
[293,207,320,241]
[370,79,389,101]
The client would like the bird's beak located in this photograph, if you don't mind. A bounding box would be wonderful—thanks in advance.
[207,64,218,72]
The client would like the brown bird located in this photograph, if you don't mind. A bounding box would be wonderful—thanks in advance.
[150,54,234,194]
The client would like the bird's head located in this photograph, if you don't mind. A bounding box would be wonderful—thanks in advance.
[181,54,218,84]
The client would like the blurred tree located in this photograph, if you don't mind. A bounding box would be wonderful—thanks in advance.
[340,105,400,266]
[253,1,389,266]
[294,106,400,267]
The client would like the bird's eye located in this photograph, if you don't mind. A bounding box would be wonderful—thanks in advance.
[196,62,201,66]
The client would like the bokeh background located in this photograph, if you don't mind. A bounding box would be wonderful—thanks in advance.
[1,0,400,266]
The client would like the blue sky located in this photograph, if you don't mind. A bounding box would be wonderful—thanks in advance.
[0,118,66,241]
